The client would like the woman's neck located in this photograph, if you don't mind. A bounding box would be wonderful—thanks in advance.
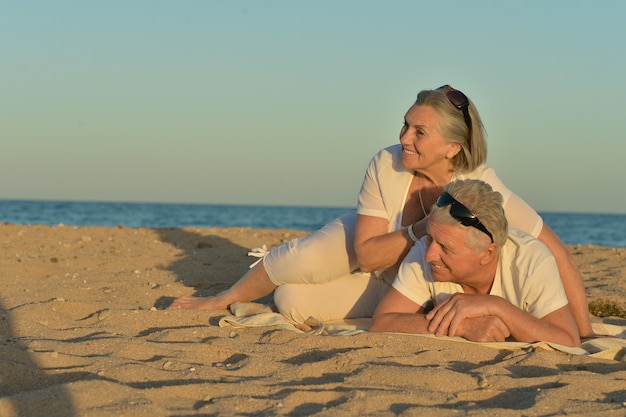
[414,169,455,188]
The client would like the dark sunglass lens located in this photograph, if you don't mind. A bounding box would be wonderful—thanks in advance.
[436,192,455,207]
[436,191,493,242]
[446,90,469,109]
[449,204,476,222]
[437,193,475,222]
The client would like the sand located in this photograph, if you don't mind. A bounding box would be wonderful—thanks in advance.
[1,223,625,416]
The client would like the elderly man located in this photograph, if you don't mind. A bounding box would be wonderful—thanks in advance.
[369,179,580,347]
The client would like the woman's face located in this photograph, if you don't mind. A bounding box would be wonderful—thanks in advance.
[399,104,460,173]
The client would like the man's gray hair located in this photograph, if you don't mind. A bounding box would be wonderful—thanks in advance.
[430,179,508,252]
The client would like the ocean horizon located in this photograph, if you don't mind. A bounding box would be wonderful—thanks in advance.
[1,199,625,248]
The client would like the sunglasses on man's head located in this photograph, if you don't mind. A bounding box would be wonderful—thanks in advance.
[436,191,494,243]
[437,85,473,140]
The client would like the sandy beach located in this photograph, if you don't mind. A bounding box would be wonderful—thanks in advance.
[1,223,625,416]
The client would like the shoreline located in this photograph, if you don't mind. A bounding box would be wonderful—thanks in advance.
[1,224,625,416]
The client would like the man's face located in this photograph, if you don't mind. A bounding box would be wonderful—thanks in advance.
[425,218,486,290]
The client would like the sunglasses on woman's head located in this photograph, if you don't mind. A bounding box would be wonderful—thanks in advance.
[437,85,473,141]
[436,191,494,243]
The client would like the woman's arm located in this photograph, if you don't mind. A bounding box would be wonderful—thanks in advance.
[537,224,594,338]
[491,172,593,338]
[354,214,429,273]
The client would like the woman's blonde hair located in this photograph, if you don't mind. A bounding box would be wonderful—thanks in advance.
[415,87,487,172]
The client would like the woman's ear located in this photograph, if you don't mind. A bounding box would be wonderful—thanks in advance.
[446,142,462,159]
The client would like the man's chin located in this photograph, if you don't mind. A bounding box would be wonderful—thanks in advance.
[431,268,451,282]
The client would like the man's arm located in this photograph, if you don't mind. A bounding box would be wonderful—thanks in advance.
[427,294,580,347]
[369,287,431,333]
[445,316,511,343]
[370,288,511,342]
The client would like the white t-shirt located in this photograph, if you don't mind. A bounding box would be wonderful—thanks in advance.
[392,229,569,319]
[356,144,543,237]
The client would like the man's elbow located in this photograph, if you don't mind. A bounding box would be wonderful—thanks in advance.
[561,332,581,347]
[368,315,386,332]
[536,327,580,347]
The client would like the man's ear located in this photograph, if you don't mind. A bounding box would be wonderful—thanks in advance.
[479,242,498,265]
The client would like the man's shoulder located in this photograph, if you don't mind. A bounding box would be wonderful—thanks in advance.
[498,230,567,317]
[501,229,557,278]
[507,228,551,253]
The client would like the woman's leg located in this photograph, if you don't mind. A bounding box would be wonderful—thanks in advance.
[274,272,390,324]
[264,210,358,284]
[170,211,358,310]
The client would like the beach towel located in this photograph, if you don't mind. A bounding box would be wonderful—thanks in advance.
[218,302,626,361]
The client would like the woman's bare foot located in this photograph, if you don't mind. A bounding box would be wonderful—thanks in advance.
[169,263,276,311]
[169,295,229,310]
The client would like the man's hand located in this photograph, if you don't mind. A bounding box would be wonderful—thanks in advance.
[426,293,509,340]
[450,316,511,342]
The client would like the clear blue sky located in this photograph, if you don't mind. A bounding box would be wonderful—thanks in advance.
[2,1,625,214]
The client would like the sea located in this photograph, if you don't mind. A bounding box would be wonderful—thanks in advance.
[1,200,625,248]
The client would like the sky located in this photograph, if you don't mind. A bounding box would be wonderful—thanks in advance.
[2,1,626,214]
